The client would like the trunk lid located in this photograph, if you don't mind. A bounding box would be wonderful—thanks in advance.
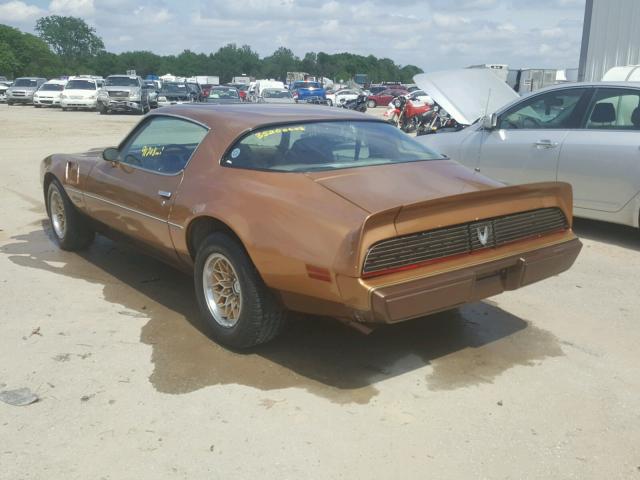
[307,160,500,214]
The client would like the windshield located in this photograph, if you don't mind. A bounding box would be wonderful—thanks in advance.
[65,80,96,90]
[263,89,292,99]
[14,79,37,87]
[222,121,443,172]
[208,88,239,99]
[106,76,138,87]
[40,84,64,91]
[293,82,321,89]
[160,83,188,94]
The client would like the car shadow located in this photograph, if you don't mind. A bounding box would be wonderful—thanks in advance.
[1,222,564,404]
[573,218,640,251]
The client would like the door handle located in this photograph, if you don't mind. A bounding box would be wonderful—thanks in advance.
[534,140,558,148]
[158,190,172,198]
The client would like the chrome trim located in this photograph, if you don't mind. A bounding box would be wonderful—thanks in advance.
[66,187,185,230]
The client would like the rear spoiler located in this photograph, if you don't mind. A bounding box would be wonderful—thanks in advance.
[355,182,574,275]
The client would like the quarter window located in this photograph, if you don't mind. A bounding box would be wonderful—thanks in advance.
[585,88,640,130]
[119,117,208,174]
[499,89,587,129]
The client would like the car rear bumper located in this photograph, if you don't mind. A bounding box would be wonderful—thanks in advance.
[366,237,582,323]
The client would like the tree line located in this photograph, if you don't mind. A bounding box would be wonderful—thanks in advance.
[0,16,423,84]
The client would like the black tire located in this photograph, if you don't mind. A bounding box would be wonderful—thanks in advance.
[194,233,286,349]
[143,99,150,113]
[46,179,94,251]
[7,102,13,106]
[62,107,68,111]
[98,103,107,115]
[34,104,42,108]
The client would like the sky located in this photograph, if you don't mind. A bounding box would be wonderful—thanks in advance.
[0,0,587,72]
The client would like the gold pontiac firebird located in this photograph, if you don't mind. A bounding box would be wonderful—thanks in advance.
[41,104,582,348]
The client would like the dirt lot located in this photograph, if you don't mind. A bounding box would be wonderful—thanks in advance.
[0,104,639,479]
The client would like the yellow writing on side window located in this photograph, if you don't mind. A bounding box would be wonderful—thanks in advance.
[141,146,164,157]
[254,126,305,140]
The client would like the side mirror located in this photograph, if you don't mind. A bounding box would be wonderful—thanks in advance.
[102,147,119,162]
[482,113,498,130]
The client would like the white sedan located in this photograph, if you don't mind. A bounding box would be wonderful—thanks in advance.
[325,88,360,107]
[416,70,640,229]
[33,79,67,107]
[61,77,101,111]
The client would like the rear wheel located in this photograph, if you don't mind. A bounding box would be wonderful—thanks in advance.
[46,180,94,251]
[62,107,68,111]
[194,233,286,349]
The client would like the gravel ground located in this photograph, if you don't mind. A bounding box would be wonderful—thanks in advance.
[0,103,639,479]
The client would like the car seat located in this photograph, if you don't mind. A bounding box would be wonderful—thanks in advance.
[589,102,616,126]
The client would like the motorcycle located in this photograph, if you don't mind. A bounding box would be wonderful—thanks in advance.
[415,105,464,136]
[383,95,432,133]
[339,94,368,112]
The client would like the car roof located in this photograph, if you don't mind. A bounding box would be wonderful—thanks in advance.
[150,104,383,138]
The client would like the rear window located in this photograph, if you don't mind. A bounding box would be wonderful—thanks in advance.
[222,121,443,172]
[294,82,321,89]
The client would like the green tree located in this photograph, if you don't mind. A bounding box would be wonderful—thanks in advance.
[0,41,19,77]
[35,15,104,67]
[0,24,60,77]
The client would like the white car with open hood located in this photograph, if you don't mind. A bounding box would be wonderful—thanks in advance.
[416,69,640,229]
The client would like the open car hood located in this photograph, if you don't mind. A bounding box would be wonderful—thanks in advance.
[414,69,518,125]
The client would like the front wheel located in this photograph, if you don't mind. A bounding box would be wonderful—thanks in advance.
[194,233,286,349]
[367,99,377,109]
[46,180,94,250]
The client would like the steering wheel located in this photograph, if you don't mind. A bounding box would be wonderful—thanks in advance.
[156,144,192,172]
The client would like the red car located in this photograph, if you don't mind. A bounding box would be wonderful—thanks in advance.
[366,88,408,108]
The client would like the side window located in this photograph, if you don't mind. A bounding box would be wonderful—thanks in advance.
[585,88,640,130]
[119,116,208,174]
[499,89,587,130]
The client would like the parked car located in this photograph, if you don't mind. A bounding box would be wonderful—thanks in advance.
[206,86,242,104]
[61,77,102,111]
[366,87,408,108]
[6,77,47,105]
[186,82,205,102]
[33,79,67,107]
[417,69,640,229]
[0,81,12,103]
[258,88,295,104]
[156,82,197,106]
[325,88,360,107]
[41,104,581,348]
[291,81,326,103]
[97,75,150,114]
[143,80,160,108]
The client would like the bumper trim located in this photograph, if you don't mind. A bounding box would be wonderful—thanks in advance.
[370,237,582,323]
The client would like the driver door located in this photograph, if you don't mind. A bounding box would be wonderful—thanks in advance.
[84,115,208,258]
[475,88,589,185]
